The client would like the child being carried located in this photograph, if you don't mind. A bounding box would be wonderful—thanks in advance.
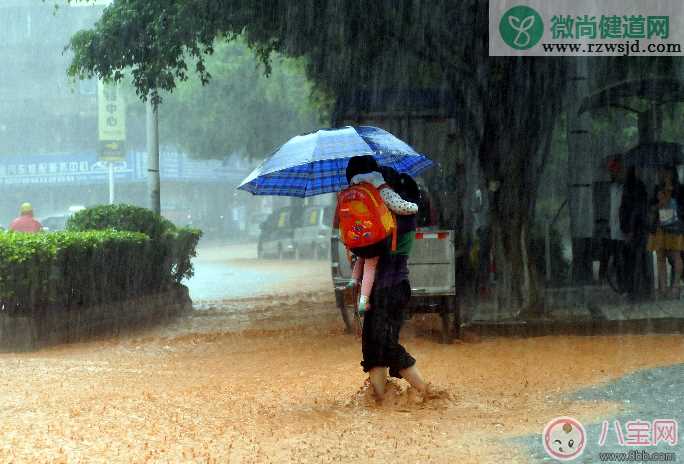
[337,156,418,315]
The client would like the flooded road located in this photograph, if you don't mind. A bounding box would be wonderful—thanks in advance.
[185,243,332,302]
[1,244,683,463]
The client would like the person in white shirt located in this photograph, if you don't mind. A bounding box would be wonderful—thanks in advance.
[605,158,628,294]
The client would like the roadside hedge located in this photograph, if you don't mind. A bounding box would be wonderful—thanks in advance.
[0,205,201,313]
[0,230,150,312]
[67,204,202,287]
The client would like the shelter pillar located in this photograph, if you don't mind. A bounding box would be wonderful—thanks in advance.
[567,58,595,285]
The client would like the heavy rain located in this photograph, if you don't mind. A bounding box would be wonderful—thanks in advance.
[0,1,683,463]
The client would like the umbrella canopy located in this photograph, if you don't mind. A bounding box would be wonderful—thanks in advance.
[237,126,433,197]
[623,142,684,168]
[578,78,684,115]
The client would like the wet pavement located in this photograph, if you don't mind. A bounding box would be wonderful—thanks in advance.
[518,363,684,462]
[0,243,683,463]
[185,243,332,302]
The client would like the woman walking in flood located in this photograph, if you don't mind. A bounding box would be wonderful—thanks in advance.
[342,156,438,402]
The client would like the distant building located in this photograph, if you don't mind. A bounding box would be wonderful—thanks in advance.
[0,150,252,235]
[0,2,102,155]
[0,4,264,239]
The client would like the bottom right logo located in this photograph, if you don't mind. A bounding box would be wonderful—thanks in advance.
[543,417,587,461]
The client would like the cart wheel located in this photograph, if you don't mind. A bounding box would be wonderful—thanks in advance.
[439,313,451,344]
[335,290,353,334]
[448,296,463,341]
[439,312,453,344]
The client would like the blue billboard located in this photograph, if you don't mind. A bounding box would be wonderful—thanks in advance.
[0,151,248,187]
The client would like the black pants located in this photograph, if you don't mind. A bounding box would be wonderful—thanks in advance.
[360,280,416,378]
[599,239,629,293]
[624,234,651,300]
[476,227,491,290]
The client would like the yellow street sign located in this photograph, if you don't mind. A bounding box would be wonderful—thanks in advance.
[98,80,126,141]
[99,140,125,162]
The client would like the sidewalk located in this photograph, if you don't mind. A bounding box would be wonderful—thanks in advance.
[463,285,684,337]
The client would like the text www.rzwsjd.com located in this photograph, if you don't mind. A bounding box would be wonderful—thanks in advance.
[541,39,682,55]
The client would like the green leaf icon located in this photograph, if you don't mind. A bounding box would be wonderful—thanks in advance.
[500,6,544,50]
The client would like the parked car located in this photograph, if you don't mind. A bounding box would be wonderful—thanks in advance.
[40,205,86,232]
[247,212,270,241]
[40,213,70,232]
[257,206,301,259]
[292,205,333,260]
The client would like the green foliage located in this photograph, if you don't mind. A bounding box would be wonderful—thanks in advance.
[0,204,202,313]
[0,229,151,311]
[65,1,463,103]
[67,204,202,286]
[67,204,175,240]
[159,39,328,159]
[170,227,202,282]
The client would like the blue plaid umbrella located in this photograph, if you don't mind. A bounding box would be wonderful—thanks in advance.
[237,126,434,197]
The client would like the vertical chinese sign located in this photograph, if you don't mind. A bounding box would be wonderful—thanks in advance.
[97,80,126,203]
[97,80,126,159]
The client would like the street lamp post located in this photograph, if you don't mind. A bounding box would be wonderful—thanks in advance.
[108,161,115,204]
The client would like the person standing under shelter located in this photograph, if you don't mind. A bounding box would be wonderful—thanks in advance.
[471,185,491,296]
[619,166,651,301]
[647,166,684,298]
[9,203,42,233]
[606,159,628,293]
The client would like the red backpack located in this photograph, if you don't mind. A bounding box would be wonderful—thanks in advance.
[336,183,397,257]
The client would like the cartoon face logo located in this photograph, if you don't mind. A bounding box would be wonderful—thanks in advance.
[543,417,586,461]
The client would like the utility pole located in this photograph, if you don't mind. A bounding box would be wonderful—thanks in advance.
[108,162,115,204]
[97,80,126,204]
[146,96,160,214]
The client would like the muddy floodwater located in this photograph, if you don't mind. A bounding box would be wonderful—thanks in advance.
[1,245,683,463]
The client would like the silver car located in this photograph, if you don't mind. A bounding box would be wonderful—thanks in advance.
[40,205,86,232]
[257,207,298,259]
[293,205,333,260]
[246,212,269,241]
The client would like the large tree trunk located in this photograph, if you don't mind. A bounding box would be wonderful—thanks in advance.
[490,188,544,317]
[470,58,566,319]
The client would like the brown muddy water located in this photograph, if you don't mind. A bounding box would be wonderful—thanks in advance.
[1,246,683,463]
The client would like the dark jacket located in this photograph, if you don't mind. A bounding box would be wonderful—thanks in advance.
[619,177,649,237]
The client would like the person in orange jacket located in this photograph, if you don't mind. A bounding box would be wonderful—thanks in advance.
[9,203,43,233]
